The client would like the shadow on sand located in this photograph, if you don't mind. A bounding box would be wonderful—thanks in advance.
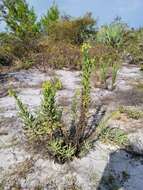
[97,149,143,190]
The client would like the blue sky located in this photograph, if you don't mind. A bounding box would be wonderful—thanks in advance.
[0,0,143,30]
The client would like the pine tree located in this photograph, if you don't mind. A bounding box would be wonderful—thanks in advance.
[0,0,40,40]
[40,1,60,33]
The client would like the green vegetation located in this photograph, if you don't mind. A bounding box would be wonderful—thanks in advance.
[9,44,100,163]
[0,0,132,163]
[100,127,128,146]
[96,112,128,146]
[111,63,119,90]
[119,106,143,120]
[0,0,40,60]
[100,61,109,89]
[9,43,129,162]
[98,59,120,90]
[40,2,60,33]
[97,18,127,49]
[0,1,143,189]
[0,0,40,39]
[0,0,142,71]
[124,28,143,64]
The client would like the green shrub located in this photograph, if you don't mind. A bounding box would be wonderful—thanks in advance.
[9,80,63,141]
[101,127,128,146]
[9,43,106,163]
[0,0,40,40]
[0,0,40,61]
[97,19,127,49]
[40,2,60,33]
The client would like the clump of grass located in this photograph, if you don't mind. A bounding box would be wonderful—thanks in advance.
[111,63,119,90]
[119,106,143,120]
[100,127,128,146]
[96,112,128,146]
[99,59,119,90]
[100,60,109,89]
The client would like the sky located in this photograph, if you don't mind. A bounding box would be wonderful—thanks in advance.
[0,0,143,31]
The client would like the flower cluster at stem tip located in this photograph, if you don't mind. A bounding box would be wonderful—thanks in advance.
[42,81,52,90]
[81,43,91,52]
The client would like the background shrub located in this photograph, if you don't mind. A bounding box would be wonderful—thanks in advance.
[89,43,120,90]
[0,33,15,67]
[0,0,142,71]
[0,0,40,62]
[0,0,40,40]
[47,12,96,45]
[40,2,60,33]
[35,38,81,70]
[97,18,128,49]
[123,28,143,64]
[90,43,120,66]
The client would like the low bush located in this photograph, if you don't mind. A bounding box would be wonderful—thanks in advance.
[35,39,82,70]
[9,43,129,163]
[0,32,38,71]
[119,106,143,120]
[9,43,106,163]
[0,48,13,67]
[123,28,143,64]
[100,127,128,146]
[99,61,109,89]
[0,33,15,67]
